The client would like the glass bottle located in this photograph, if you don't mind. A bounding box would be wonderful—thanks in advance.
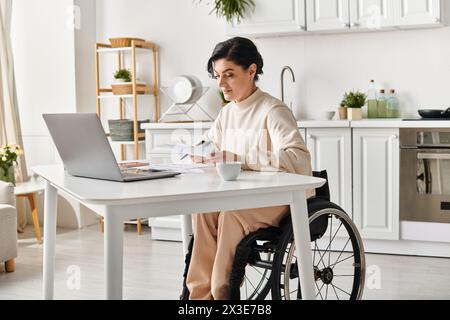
[377,89,387,118]
[386,89,400,118]
[366,80,378,119]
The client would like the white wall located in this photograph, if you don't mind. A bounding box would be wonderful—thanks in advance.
[9,0,450,227]
[96,0,450,121]
[11,0,98,228]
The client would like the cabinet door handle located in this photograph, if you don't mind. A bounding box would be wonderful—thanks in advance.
[307,134,313,139]
[351,22,360,27]
[343,23,351,28]
[298,25,306,30]
[391,134,398,139]
[417,153,450,160]
[433,18,440,23]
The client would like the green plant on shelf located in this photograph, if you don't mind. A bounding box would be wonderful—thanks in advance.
[342,90,366,109]
[114,69,132,82]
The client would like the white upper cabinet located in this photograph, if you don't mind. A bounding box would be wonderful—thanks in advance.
[306,128,353,217]
[395,0,442,26]
[226,0,307,37]
[227,0,448,36]
[349,0,396,30]
[306,0,351,31]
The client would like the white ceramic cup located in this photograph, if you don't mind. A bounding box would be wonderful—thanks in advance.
[216,162,242,181]
[322,111,336,120]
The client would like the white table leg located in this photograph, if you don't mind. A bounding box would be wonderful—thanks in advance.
[180,214,193,257]
[104,210,124,300]
[290,190,316,300]
[43,181,57,300]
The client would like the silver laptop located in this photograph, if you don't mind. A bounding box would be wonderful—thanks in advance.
[42,113,180,182]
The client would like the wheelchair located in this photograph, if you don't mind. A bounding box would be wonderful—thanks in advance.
[180,171,365,300]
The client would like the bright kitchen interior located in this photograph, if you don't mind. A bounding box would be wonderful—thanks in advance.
[1,0,450,300]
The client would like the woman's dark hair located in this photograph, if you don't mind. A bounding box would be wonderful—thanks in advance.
[207,37,264,81]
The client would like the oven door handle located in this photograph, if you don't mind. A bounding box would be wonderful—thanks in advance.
[417,153,450,160]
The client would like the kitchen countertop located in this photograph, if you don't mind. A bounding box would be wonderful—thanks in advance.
[142,119,450,130]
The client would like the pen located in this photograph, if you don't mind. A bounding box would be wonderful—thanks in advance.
[180,140,206,160]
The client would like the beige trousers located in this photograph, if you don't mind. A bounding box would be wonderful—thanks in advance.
[186,205,289,300]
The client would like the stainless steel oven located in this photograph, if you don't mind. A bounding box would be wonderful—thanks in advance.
[400,128,450,223]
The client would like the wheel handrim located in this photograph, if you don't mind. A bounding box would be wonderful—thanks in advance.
[279,208,365,300]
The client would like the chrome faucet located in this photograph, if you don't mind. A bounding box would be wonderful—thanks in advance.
[281,66,295,107]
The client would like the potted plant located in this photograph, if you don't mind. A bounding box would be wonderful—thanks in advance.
[0,144,23,186]
[342,91,366,121]
[112,69,146,95]
[338,100,347,120]
[113,69,132,83]
[197,0,255,23]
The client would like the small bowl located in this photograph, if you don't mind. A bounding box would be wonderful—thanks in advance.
[216,162,241,181]
[323,111,336,120]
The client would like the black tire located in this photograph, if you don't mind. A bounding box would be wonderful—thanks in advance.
[271,201,365,300]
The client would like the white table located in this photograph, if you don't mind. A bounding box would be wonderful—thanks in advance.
[32,165,325,300]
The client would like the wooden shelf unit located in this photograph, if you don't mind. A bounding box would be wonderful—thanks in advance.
[95,40,159,160]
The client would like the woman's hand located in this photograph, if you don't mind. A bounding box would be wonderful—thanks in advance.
[209,151,240,163]
[190,155,207,164]
[190,151,241,164]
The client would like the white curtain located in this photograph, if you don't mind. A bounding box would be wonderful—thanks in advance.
[0,0,29,232]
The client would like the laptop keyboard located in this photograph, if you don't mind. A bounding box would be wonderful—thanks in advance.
[121,169,162,177]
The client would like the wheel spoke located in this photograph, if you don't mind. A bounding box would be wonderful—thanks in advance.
[330,237,352,270]
[331,283,351,297]
[331,283,340,300]
[330,254,354,268]
[314,241,328,269]
[289,288,298,295]
[315,281,325,300]
[244,274,258,292]
[325,284,329,300]
[250,265,270,281]
[315,220,343,268]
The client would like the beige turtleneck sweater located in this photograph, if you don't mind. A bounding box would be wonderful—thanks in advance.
[203,88,314,197]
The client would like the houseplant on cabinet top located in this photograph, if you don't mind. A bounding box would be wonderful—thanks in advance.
[196,0,255,23]
[342,91,366,121]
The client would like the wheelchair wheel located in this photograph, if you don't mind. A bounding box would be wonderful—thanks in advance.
[238,248,274,300]
[228,228,282,300]
[271,205,365,300]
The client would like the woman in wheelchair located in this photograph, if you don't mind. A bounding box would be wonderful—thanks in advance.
[185,37,365,300]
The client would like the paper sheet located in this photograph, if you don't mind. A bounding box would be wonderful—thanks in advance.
[148,163,214,173]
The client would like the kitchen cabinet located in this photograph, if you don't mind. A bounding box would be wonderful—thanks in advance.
[350,0,396,30]
[394,0,442,27]
[306,128,353,216]
[226,0,307,37]
[307,0,398,32]
[352,128,400,240]
[227,0,448,36]
[306,0,351,31]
